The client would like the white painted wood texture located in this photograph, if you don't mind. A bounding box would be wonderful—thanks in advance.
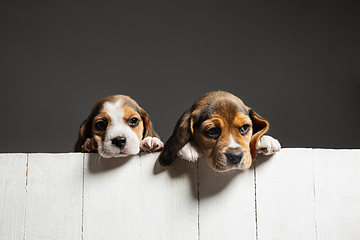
[256,149,317,239]
[83,153,198,239]
[1,149,360,240]
[313,149,360,240]
[0,154,27,240]
[198,159,256,239]
[25,153,83,240]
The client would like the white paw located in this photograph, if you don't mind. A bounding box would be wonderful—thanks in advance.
[257,135,281,155]
[82,138,97,153]
[177,141,202,162]
[140,137,164,153]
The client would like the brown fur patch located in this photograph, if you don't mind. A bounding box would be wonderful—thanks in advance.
[122,105,144,140]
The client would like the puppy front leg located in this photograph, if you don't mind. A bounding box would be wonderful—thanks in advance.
[177,141,203,162]
[256,135,281,155]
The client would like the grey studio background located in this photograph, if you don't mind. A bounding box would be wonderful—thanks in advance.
[1,0,359,153]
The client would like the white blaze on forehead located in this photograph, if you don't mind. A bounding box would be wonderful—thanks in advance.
[103,99,127,131]
[227,135,242,150]
[103,99,135,139]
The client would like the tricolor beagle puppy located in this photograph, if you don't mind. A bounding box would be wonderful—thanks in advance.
[74,95,163,158]
[158,91,280,172]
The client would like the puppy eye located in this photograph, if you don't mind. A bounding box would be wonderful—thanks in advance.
[206,127,221,139]
[128,118,139,127]
[239,124,250,135]
[95,120,108,131]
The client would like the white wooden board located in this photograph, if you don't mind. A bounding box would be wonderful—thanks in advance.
[1,150,360,240]
[198,157,256,240]
[139,153,198,240]
[24,153,83,240]
[255,148,317,240]
[0,154,27,240]
[83,153,141,239]
[83,153,198,239]
[313,149,360,240]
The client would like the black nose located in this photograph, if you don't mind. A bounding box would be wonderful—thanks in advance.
[226,151,243,164]
[112,136,127,148]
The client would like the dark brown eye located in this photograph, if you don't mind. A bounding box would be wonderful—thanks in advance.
[95,120,108,131]
[128,118,139,127]
[206,127,221,139]
[239,124,250,135]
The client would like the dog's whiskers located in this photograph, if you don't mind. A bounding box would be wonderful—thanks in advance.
[213,161,228,175]
[213,163,221,176]
[96,154,102,164]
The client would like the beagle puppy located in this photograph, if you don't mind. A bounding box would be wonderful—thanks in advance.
[158,91,280,172]
[74,95,163,158]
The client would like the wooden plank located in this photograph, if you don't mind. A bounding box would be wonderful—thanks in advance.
[83,153,198,239]
[83,153,142,239]
[255,149,316,240]
[139,153,198,240]
[25,153,83,240]
[198,157,256,240]
[1,149,360,239]
[313,149,360,240]
[0,154,27,240]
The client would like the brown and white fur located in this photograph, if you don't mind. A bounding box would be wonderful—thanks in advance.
[74,95,163,158]
[158,91,280,172]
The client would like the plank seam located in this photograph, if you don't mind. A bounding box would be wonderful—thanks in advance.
[81,154,85,240]
[312,149,318,240]
[254,162,258,240]
[23,154,29,240]
[197,160,200,240]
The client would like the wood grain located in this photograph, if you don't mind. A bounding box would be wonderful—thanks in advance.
[1,150,360,239]
[0,154,27,240]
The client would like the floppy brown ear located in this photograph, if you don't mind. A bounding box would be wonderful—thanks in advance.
[158,109,195,167]
[140,108,160,139]
[249,109,269,159]
[74,119,93,152]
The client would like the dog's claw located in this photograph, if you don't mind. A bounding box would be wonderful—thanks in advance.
[81,138,98,153]
[257,135,281,155]
[140,137,164,153]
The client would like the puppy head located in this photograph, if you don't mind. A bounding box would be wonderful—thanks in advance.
[158,91,268,171]
[74,95,157,158]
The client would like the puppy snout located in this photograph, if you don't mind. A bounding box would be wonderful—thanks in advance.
[112,136,127,148]
[225,151,243,164]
